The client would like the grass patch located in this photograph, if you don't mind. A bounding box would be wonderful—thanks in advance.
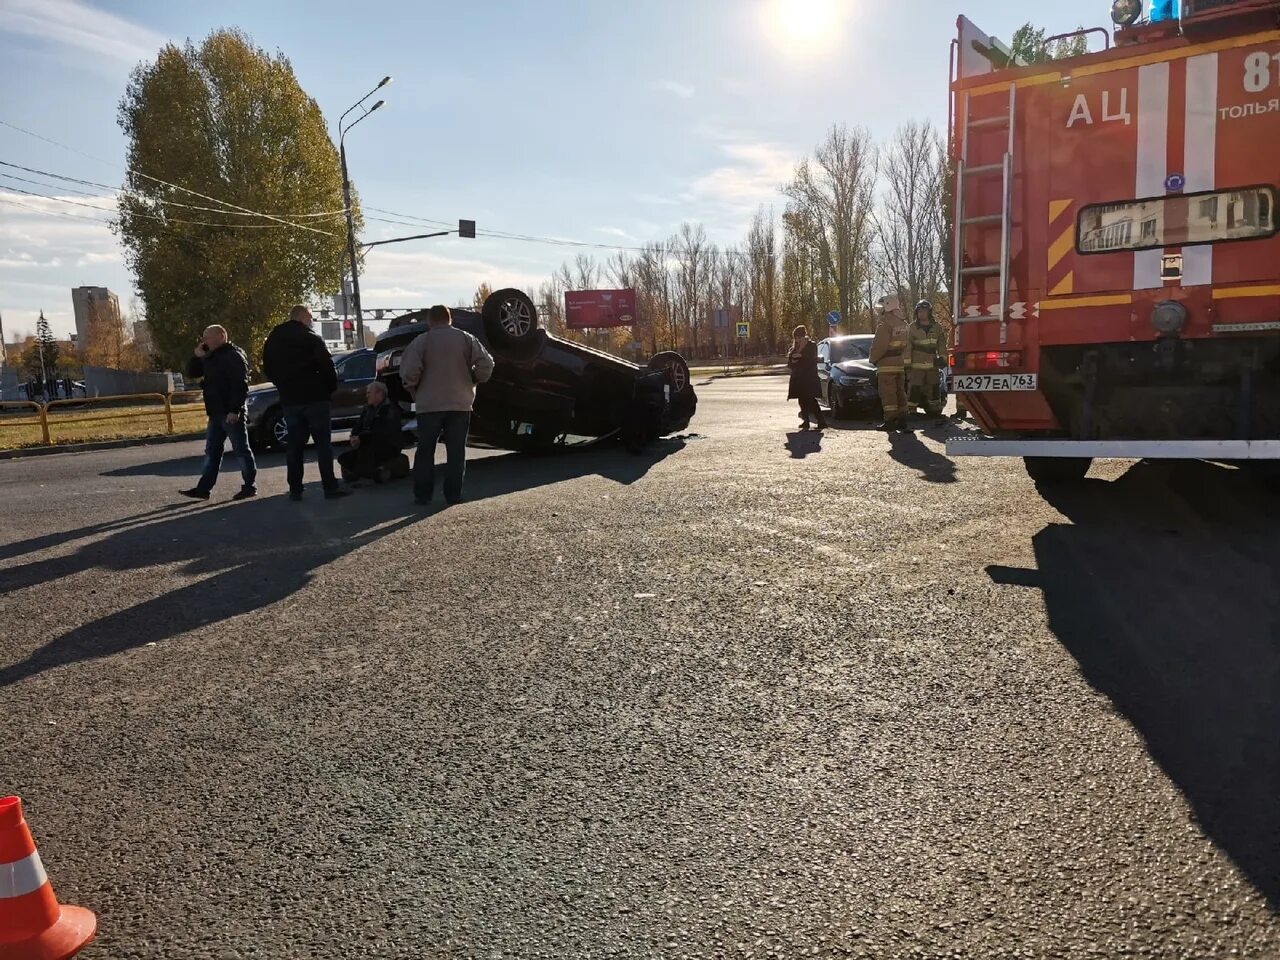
[0,401,208,451]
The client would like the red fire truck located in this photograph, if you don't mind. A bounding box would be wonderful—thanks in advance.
[946,0,1280,484]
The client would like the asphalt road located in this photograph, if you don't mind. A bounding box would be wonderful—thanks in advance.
[1,377,1277,959]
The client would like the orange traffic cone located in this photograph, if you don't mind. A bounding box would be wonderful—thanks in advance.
[0,796,95,960]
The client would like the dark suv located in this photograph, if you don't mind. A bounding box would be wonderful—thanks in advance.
[245,348,377,451]
[375,288,696,451]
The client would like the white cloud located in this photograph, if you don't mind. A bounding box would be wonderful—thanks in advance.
[359,247,546,308]
[686,141,795,221]
[0,193,130,339]
[652,80,696,99]
[3,0,167,67]
[596,226,637,241]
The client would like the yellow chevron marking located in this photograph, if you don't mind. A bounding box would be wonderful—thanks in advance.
[1047,227,1076,272]
[1048,199,1073,224]
[1048,272,1075,297]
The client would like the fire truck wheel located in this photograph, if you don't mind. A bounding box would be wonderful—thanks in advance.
[1023,456,1091,485]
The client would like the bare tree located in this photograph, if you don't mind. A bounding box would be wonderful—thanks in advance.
[672,222,712,357]
[745,207,780,351]
[783,125,877,331]
[636,240,675,353]
[874,120,948,314]
[537,275,567,336]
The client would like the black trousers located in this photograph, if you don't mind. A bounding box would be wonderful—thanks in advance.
[798,396,825,425]
[338,439,400,478]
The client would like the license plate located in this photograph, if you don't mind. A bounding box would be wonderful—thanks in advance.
[952,373,1038,392]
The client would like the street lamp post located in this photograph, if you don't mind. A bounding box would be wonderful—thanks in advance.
[338,76,390,347]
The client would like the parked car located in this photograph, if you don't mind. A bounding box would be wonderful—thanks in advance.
[375,288,696,452]
[817,334,949,419]
[245,348,377,451]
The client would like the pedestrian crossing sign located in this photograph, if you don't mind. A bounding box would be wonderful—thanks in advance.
[736,322,749,339]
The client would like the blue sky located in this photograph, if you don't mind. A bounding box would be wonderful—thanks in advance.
[0,0,1102,341]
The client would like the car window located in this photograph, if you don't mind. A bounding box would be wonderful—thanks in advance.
[344,353,376,380]
[829,340,869,363]
[817,342,829,363]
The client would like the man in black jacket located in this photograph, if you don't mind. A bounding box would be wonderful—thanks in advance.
[337,381,407,483]
[262,304,348,501]
[181,325,257,501]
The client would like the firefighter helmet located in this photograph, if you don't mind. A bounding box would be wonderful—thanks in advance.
[914,299,933,321]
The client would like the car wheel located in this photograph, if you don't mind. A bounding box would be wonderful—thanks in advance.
[483,288,540,346]
[259,407,288,452]
[647,351,692,396]
[1024,456,1091,485]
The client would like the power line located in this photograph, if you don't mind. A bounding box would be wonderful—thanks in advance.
[0,161,349,223]
[0,187,323,230]
[0,121,339,236]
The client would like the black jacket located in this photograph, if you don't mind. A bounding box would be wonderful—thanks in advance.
[787,339,820,401]
[262,320,338,405]
[353,400,403,450]
[186,343,249,418]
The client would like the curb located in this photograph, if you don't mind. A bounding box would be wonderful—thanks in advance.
[0,431,206,461]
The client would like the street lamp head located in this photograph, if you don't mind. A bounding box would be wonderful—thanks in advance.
[378,76,392,88]
[369,100,385,113]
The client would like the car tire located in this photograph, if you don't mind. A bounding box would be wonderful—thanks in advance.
[258,407,288,452]
[647,352,692,397]
[1024,456,1091,485]
[483,288,540,347]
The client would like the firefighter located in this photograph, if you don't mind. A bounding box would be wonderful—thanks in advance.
[906,299,946,422]
[869,295,911,432]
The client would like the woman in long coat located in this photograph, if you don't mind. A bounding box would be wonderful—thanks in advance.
[787,325,827,431]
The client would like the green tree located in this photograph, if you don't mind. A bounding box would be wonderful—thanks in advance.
[116,29,355,371]
[28,313,59,385]
[1010,22,1089,65]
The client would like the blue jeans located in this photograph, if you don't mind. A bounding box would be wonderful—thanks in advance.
[197,415,256,493]
[414,411,470,503]
[284,402,337,494]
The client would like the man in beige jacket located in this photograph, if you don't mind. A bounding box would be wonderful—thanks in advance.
[399,305,495,506]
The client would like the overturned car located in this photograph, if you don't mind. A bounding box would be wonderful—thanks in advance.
[375,288,697,451]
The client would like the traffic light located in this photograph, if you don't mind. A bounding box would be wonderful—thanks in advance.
[343,320,353,331]
[458,219,476,239]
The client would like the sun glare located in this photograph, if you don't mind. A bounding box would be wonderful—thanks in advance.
[767,0,848,52]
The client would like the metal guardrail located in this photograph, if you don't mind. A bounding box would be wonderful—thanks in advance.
[0,391,206,448]
[0,400,50,445]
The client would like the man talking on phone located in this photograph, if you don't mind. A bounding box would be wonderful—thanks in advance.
[180,325,257,501]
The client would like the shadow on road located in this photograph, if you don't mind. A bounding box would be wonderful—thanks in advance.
[784,430,823,458]
[0,440,684,688]
[101,449,287,479]
[888,430,957,483]
[987,460,1280,907]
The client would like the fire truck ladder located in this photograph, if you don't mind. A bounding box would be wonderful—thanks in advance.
[952,84,1016,346]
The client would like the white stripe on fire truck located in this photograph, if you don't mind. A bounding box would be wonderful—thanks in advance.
[1134,61,1171,291]
[1182,52,1219,287]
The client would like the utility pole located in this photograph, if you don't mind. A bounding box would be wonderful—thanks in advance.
[337,76,390,349]
[340,140,364,345]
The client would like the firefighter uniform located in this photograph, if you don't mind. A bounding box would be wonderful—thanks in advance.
[869,302,911,431]
[906,301,946,418]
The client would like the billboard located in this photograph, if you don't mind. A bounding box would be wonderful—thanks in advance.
[565,288,637,330]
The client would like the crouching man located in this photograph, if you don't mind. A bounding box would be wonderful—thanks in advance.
[338,381,408,484]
